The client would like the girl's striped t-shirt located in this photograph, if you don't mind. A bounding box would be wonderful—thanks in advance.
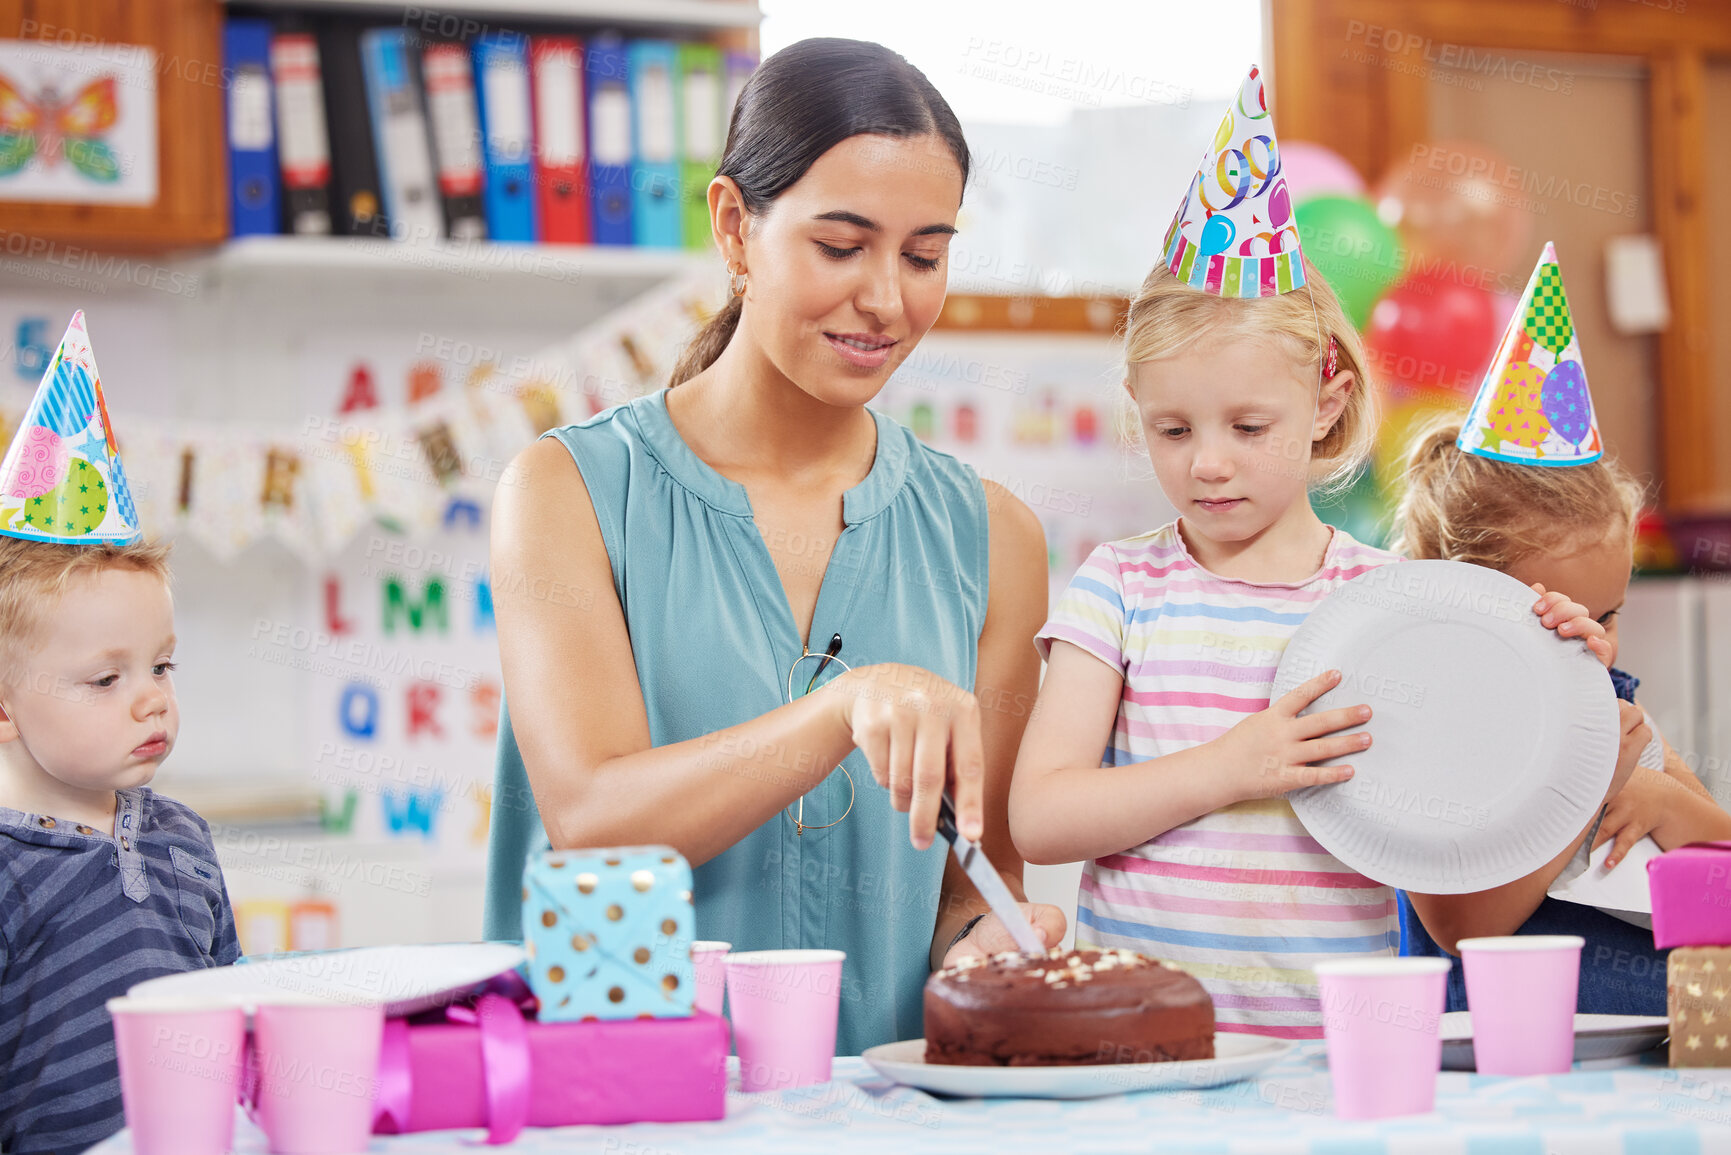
[1035,520,1402,1039]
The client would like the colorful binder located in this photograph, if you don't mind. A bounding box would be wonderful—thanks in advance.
[531,36,590,244]
[627,40,681,249]
[676,43,722,252]
[270,27,332,235]
[473,33,538,242]
[224,19,280,236]
[421,40,487,240]
[318,20,388,238]
[586,34,632,246]
[360,28,444,243]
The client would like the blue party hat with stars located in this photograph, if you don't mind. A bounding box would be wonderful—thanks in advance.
[1458,242,1602,466]
[0,311,140,543]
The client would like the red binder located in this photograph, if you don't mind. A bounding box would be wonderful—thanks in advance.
[529,36,589,243]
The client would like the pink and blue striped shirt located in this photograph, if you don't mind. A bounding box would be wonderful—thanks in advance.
[1035,521,1401,1038]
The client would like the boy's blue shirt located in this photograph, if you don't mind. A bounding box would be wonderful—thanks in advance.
[0,786,240,1154]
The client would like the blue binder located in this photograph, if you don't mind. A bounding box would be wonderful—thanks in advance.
[627,40,681,248]
[359,28,445,243]
[223,18,280,236]
[586,35,632,246]
[473,33,538,242]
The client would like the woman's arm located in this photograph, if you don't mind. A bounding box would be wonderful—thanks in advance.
[493,439,853,864]
[930,482,1064,967]
[494,439,991,865]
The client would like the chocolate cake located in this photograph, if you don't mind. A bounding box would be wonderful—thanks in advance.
[923,947,1214,1066]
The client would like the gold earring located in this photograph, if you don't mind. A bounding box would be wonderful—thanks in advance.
[727,262,748,297]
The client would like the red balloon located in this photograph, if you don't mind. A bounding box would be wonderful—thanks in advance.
[1364,271,1502,396]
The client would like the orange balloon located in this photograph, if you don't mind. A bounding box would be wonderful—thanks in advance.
[1372,140,1534,291]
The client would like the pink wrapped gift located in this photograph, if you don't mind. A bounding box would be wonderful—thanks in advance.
[373,980,728,1144]
[1647,841,1731,949]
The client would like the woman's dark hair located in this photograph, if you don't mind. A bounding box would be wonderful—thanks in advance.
[668,38,970,386]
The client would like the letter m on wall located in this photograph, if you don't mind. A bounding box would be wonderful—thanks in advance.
[382,577,448,635]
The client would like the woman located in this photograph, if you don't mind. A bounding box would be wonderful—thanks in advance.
[483,38,1064,1056]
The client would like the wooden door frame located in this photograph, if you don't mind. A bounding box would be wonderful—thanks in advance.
[1268,0,1728,513]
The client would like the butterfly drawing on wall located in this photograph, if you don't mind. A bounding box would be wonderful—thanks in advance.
[0,73,122,182]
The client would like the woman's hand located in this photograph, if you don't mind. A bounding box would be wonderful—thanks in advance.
[823,662,985,850]
[940,901,1068,968]
[1212,670,1370,802]
[1528,584,1612,666]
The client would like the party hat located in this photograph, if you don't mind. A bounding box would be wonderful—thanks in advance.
[0,311,140,543]
[1160,65,1306,297]
[1457,243,1601,466]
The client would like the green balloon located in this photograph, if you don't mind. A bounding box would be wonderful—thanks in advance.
[1294,195,1405,329]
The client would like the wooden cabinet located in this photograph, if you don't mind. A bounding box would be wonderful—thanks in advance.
[0,0,226,248]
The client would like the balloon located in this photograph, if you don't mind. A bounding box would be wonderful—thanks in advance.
[1279,141,1367,201]
[1372,140,1534,288]
[1364,271,1501,395]
[1374,390,1465,486]
[1540,360,1593,450]
[1294,195,1405,329]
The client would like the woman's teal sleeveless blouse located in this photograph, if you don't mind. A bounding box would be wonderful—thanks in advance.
[483,389,990,1055]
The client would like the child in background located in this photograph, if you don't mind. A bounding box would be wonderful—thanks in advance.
[1391,247,1731,1013]
[0,315,238,1155]
[1007,71,1610,1039]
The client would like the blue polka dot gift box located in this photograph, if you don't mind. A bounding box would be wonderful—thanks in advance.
[522,845,697,1022]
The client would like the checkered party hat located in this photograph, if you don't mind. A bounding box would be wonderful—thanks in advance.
[0,311,141,543]
[1458,243,1602,466]
[1159,65,1306,297]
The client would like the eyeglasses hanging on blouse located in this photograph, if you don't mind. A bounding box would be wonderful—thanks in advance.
[782,632,855,837]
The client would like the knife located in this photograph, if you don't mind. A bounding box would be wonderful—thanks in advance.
[935,792,1047,955]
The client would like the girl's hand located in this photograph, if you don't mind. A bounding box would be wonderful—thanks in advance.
[1606,700,1652,804]
[1528,583,1612,666]
[824,663,985,850]
[1594,765,1670,869]
[1214,670,1370,802]
[940,901,1068,968]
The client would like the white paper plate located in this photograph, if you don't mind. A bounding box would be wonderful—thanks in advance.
[1271,560,1619,894]
[861,1033,1291,1099]
[128,942,525,1016]
[1439,1012,1669,1070]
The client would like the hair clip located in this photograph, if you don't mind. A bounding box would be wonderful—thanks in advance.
[1323,335,1340,380]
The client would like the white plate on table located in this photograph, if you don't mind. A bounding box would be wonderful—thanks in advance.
[1439,1012,1669,1070]
[128,942,525,1016]
[1270,560,1620,894]
[861,1033,1292,1099]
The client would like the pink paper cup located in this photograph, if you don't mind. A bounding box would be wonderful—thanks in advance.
[252,996,385,1154]
[1314,957,1451,1120]
[106,996,246,1155]
[1459,935,1583,1075]
[724,949,845,1092]
[691,940,731,1017]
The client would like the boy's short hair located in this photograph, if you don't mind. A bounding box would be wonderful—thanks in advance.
[0,537,173,671]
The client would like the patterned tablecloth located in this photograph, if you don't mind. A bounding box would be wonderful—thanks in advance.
[89,1043,1731,1154]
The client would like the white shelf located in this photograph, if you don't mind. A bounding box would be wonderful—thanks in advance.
[206,234,706,283]
[224,0,761,30]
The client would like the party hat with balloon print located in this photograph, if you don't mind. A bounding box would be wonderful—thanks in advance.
[1458,243,1602,466]
[0,311,141,543]
[1160,65,1306,298]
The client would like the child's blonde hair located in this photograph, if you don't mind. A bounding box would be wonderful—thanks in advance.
[1392,418,1645,568]
[0,537,173,672]
[1123,258,1377,493]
